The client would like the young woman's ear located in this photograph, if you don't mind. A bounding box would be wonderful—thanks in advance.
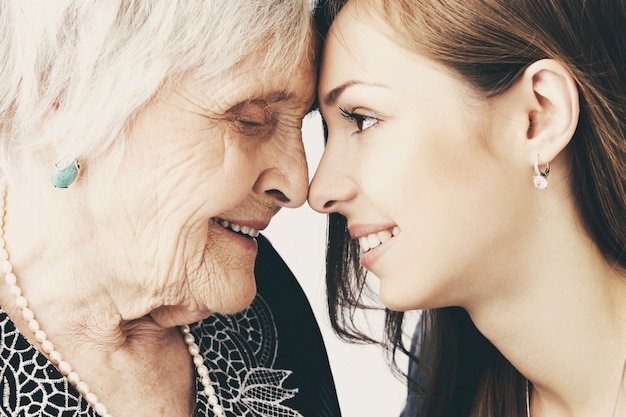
[518,59,580,165]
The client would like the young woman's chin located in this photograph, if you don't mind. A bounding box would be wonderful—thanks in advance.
[378,277,455,312]
[378,284,423,312]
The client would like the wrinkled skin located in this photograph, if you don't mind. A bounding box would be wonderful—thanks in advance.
[4,51,317,331]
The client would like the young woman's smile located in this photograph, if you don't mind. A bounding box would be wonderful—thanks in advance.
[349,223,400,269]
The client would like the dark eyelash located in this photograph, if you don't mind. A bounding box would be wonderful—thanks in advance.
[340,107,375,132]
[340,107,355,121]
[340,107,367,126]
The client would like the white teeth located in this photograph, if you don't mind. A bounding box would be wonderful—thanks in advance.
[378,229,392,243]
[367,234,381,250]
[359,236,370,252]
[358,227,399,253]
[215,219,259,238]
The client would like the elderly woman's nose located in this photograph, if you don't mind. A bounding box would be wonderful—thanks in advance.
[308,147,356,214]
[255,140,309,208]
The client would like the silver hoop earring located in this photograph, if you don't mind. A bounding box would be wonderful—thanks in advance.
[533,154,550,190]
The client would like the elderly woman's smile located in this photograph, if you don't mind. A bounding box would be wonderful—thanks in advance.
[214,219,261,239]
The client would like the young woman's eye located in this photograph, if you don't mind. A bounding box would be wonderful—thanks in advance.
[340,108,378,132]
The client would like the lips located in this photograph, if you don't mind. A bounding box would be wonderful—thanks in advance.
[357,226,400,253]
[213,218,260,238]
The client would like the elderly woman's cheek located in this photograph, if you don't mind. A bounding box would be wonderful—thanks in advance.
[170,127,255,215]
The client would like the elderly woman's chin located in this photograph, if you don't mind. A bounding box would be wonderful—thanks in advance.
[147,232,260,328]
[200,256,258,316]
[191,242,260,317]
[149,267,257,328]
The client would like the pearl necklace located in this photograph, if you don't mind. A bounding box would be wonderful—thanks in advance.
[525,353,626,417]
[0,185,225,417]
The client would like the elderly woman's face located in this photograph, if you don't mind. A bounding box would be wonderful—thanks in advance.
[88,51,316,323]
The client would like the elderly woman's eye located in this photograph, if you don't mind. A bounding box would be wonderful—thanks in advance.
[227,101,276,136]
[237,109,266,126]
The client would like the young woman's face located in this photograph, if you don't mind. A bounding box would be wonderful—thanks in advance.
[309,9,531,311]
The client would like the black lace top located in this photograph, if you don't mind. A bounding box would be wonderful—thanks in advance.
[0,235,341,417]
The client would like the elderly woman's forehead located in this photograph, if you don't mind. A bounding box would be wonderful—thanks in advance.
[174,67,315,117]
[216,58,314,102]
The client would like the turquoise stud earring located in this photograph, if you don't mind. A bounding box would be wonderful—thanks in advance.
[51,159,80,188]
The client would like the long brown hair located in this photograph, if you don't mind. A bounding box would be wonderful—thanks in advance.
[315,0,626,416]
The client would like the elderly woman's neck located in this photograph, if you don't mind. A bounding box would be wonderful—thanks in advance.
[0,181,177,351]
[0,264,175,353]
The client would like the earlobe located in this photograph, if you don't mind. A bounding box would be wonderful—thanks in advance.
[523,59,579,163]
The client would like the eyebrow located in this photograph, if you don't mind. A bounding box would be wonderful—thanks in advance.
[265,91,295,103]
[244,90,319,117]
[243,91,295,105]
[323,80,388,106]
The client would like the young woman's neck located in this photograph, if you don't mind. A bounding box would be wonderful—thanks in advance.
[466,226,626,417]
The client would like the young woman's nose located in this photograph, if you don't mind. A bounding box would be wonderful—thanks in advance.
[308,144,357,214]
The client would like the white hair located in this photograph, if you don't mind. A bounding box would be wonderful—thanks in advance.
[0,0,313,180]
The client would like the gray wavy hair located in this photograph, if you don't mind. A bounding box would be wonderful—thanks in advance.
[0,0,313,180]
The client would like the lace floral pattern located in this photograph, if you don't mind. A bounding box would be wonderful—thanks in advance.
[0,295,301,417]
[192,295,302,417]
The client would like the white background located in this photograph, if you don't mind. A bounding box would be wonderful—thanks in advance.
[264,112,408,417]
